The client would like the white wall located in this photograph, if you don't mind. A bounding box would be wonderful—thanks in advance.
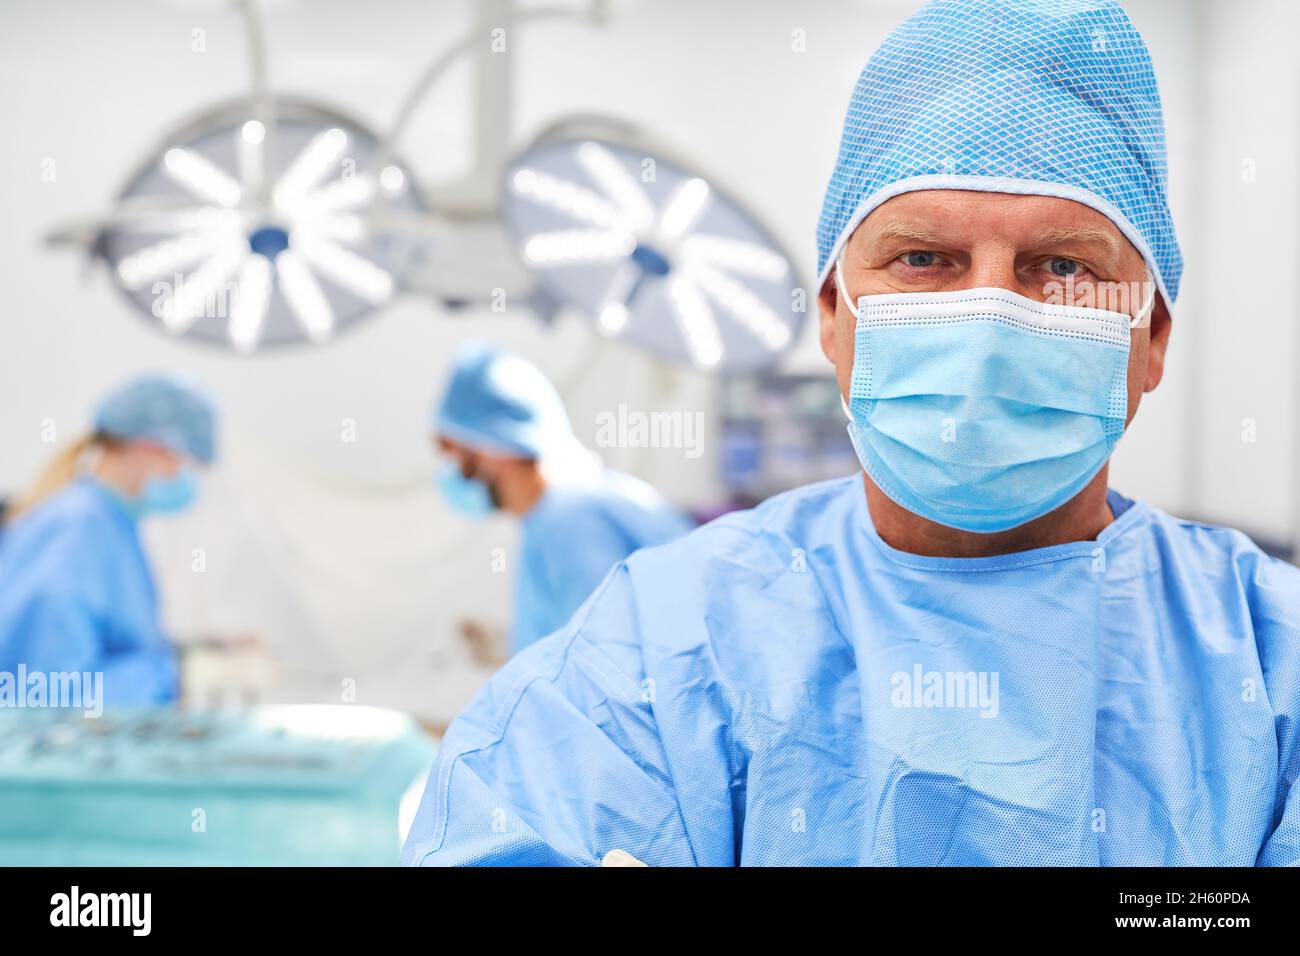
[1191,0,1300,544]
[1,0,1295,722]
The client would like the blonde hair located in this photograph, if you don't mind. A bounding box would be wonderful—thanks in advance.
[5,432,108,525]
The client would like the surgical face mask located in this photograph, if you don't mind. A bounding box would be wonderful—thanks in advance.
[837,261,1151,533]
[138,467,199,515]
[437,461,494,518]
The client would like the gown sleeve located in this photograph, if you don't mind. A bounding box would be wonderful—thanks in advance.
[1250,551,1300,866]
[0,515,178,708]
[1259,785,1300,866]
[403,563,699,866]
[6,590,174,706]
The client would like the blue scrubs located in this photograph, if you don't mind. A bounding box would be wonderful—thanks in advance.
[513,470,692,653]
[404,476,1300,866]
[0,478,179,707]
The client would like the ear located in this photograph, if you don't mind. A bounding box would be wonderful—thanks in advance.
[818,268,840,365]
[473,449,516,482]
[1143,294,1173,393]
[149,446,185,477]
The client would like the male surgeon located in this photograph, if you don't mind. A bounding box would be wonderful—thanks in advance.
[403,0,1300,866]
[433,341,692,658]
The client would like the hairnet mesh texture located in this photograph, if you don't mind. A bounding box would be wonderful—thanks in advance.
[816,0,1182,302]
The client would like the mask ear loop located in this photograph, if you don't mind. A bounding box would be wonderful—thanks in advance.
[834,250,863,319]
[1131,271,1156,329]
[835,249,859,423]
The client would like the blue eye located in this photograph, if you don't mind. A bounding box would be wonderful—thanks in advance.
[902,251,937,267]
[1048,257,1080,277]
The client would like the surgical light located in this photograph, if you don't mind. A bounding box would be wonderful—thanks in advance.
[501,129,804,372]
[95,100,424,352]
[49,0,807,370]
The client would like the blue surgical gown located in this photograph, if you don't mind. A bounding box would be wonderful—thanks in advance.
[512,469,692,653]
[404,476,1300,866]
[0,478,179,706]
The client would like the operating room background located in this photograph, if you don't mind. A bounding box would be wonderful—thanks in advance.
[1,0,1295,724]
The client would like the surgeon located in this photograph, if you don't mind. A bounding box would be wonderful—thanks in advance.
[404,0,1300,866]
[0,374,217,708]
[433,341,692,658]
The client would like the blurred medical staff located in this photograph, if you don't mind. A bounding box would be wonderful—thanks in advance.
[0,374,217,706]
[433,341,692,657]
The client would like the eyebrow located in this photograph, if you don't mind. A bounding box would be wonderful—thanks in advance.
[1031,225,1123,252]
[865,221,948,245]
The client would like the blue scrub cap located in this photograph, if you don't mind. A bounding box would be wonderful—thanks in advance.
[816,0,1182,307]
[434,342,573,459]
[93,374,217,463]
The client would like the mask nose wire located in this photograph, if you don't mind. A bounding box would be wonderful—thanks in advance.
[833,250,1152,419]
[842,246,1156,330]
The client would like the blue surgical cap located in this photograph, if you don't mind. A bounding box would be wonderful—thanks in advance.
[93,374,217,463]
[817,0,1182,306]
[434,342,572,459]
